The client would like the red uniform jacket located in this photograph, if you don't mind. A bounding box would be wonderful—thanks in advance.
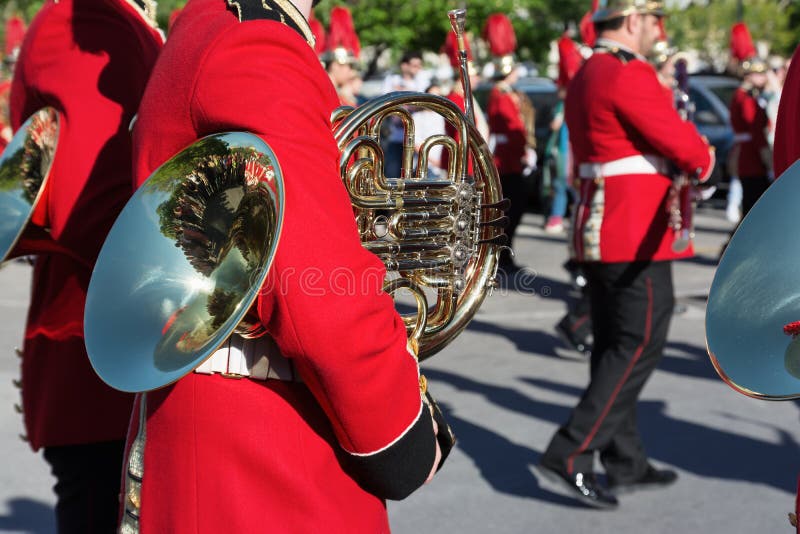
[488,84,527,175]
[9,0,162,449]
[565,48,713,263]
[730,86,770,178]
[775,45,800,176]
[130,0,436,531]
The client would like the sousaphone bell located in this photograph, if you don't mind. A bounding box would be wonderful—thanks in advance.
[85,132,284,393]
[706,159,800,399]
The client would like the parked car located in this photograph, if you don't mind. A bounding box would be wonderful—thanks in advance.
[687,75,739,194]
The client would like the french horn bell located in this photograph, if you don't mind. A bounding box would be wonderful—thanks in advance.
[706,159,800,399]
[85,132,284,392]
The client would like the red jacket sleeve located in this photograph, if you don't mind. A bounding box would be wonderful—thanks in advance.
[775,45,800,176]
[614,61,713,179]
[191,23,435,497]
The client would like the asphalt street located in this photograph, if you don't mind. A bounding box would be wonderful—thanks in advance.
[0,207,798,534]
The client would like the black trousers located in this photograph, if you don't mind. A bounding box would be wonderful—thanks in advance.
[43,440,126,534]
[542,261,674,484]
[740,175,771,219]
[500,172,527,265]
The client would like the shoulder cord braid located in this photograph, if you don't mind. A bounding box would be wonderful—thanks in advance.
[225,0,314,48]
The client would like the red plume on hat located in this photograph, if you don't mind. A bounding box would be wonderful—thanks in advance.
[442,31,473,69]
[579,0,599,47]
[326,6,360,64]
[482,13,516,57]
[557,33,582,87]
[4,16,26,58]
[483,13,517,78]
[730,22,757,62]
[309,11,326,56]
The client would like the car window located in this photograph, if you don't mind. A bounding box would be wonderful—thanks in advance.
[709,85,737,107]
[689,88,724,126]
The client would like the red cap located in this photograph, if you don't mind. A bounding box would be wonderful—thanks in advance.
[730,22,757,62]
[309,11,326,56]
[557,34,582,87]
[326,6,360,64]
[4,16,26,58]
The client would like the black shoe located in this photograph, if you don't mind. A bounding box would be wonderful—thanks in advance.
[608,466,678,494]
[555,317,591,355]
[536,464,619,509]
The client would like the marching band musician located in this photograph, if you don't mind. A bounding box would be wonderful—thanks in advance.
[323,6,360,108]
[536,0,714,509]
[483,13,536,272]
[773,44,800,178]
[0,16,26,153]
[440,29,489,177]
[7,0,162,531]
[125,0,445,531]
[729,48,773,218]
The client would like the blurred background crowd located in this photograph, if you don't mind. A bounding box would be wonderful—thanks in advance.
[0,0,795,222]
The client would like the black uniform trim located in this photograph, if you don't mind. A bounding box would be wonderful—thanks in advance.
[225,0,314,47]
[595,45,637,64]
[344,405,438,501]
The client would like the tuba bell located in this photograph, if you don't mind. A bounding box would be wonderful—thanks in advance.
[706,159,800,399]
[0,107,60,261]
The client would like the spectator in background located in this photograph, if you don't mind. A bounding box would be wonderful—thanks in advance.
[544,32,582,234]
[382,51,427,177]
[412,80,446,178]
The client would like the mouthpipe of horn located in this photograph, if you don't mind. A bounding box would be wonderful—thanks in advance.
[448,9,466,35]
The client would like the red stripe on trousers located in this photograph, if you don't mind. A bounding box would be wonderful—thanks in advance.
[566,277,653,474]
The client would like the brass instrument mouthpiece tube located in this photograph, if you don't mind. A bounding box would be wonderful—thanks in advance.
[448,9,475,126]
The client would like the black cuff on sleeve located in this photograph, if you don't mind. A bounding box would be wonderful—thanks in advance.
[345,406,436,501]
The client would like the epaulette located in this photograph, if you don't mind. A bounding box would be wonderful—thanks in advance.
[226,0,314,47]
[125,0,158,28]
[595,45,637,64]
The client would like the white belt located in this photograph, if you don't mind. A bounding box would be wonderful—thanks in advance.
[733,133,753,143]
[578,154,669,179]
[194,334,299,381]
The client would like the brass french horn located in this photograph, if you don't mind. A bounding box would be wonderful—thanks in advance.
[706,159,800,399]
[0,107,60,260]
[331,9,506,360]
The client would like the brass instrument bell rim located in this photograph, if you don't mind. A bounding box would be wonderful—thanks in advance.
[704,158,800,400]
[0,107,61,261]
[85,132,285,393]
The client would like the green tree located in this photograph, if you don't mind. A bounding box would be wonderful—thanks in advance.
[666,0,799,62]
[314,0,587,67]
